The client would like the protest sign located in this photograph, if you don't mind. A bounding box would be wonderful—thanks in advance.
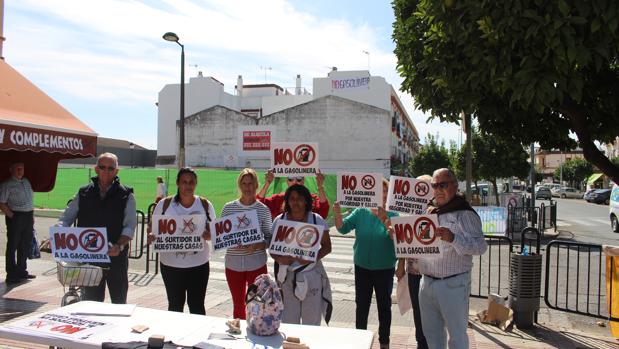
[269,219,324,262]
[49,227,110,263]
[211,210,263,251]
[5,312,112,340]
[151,214,206,252]
[270,142,319,177]
[386,176,432,215]
[474,206,508,236]
[336,172,383,208]
[391,215,443,259]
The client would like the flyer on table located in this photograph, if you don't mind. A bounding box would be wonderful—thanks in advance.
[336,172,383,208]
[390,215,443,259]
[270,142,319,177]
[269,219,324,262]
[5,312,113,340]
[151,214,206,252]
[386,176,432,215]
[211,210,263,251]
[49,227,110,263]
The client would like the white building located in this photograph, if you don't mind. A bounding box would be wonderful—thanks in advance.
[157,69,419,175]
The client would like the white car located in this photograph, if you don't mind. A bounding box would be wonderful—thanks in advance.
[552,187,582,199]
[610,183,619,232]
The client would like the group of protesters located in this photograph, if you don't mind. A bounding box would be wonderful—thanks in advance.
[2,151,487,349]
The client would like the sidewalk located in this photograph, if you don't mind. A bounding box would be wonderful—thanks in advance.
[1,258,619,349]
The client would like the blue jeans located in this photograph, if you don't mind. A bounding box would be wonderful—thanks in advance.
[419,272,471,349]
[408,273,428,349]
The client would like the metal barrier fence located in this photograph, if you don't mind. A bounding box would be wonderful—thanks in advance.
[127,210,146,260]
[470,235,513,298]
[146,202,159,274]
[544,240,619,321]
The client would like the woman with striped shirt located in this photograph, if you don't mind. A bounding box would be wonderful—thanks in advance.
[220,168,273,319]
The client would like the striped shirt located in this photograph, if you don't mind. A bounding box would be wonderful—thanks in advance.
[221,200,272,272]
[0,176,33,212]
[418,209,487,278]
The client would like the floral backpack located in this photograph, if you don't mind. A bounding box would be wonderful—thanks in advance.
[245,273,284,336]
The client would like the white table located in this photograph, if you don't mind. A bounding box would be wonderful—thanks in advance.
[0,301,374,348]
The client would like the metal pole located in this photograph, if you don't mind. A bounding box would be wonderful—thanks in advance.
[0,0,5,60]
[465,113,472,201]
[530,143,536,227]
[178,43,185,169]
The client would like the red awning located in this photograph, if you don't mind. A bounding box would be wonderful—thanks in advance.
[0,60,98,191]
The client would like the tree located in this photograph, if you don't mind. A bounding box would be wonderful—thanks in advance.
[393,0,619,184]
[409,134,451,177]
[554,157,593,188]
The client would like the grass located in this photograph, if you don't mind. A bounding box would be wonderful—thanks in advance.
[34,168,338,218]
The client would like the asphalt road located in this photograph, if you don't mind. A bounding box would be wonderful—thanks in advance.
[545,197,618,245]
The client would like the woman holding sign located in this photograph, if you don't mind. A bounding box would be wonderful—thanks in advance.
[220,168,272,319]
[333,178,396,349]
[147,167,215,315]
[270,184,332,325]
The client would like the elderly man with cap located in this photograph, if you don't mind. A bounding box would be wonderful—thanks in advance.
[417,168,487,349]
[58,152,136,303]
[0,162,35,283]
[256,170,329,220]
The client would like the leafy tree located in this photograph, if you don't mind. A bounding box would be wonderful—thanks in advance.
[393,0,619,184]
[409,134,451,177]
[554,157,593,188]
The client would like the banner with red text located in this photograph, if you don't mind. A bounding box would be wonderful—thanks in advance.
[211,210,263,251]
[270,142,319,177]
[386,176,432,215]
[269,219,324,262]
[336,172,383,208]
[49,227,110,263]
[151,214,206,252]
[390,215,443,259]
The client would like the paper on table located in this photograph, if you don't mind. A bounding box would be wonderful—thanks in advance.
[70,303,137,317]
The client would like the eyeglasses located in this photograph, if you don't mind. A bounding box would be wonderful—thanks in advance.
[287,177,304,182]
[431,181,452,190]
[97,165,116,172]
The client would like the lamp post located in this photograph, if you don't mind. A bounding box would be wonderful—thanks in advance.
[163,32,185,168]
[129,142,135,168]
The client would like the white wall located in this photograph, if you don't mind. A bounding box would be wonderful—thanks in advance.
[313,70,391,112]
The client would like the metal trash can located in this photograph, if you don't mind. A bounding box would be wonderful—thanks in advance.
[509,253,542,328]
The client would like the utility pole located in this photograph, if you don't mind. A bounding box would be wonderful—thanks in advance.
[0,0,5,60]
[464,112,472,201]
[530,143,536,227]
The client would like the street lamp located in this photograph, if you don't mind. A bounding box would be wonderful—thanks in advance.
[162,31,185,168]
[129,142,135,168]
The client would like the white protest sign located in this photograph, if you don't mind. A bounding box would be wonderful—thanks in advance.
[49,227,110,263]
[269,219,324,262]
[270,142,319,177]
[211,210,263,251]
[151,214,206,252]
[391,215,443,259]
[336,172,383,208]
[5,312,113,340]
[386,176,432,215]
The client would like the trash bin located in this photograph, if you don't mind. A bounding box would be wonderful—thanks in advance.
[509,252,542,328]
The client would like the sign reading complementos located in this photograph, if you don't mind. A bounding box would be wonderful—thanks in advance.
[211,210,263,251]
[269,220,324,263]
[386,176,432,215]
[390,215,443,259]
[49,227,110,263]
[336,172,383,208]
[151,214,206,252]
[270,142,319,177]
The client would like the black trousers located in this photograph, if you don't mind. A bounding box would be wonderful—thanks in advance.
[84,251,129,304]
[354,264,394,345]
[5,211,33,279]
[160,262,210,315]
[408,273,428,349]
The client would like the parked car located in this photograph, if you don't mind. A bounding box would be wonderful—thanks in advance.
[552,187,582,199]
[610,184,619,232]
[588,189,611,205]
[535,187,552,200]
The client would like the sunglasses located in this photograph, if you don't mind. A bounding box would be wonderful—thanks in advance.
[431,181,451,190]
[97,165,116,172]
[287,177,304,182]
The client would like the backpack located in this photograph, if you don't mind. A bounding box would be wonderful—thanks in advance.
[245,274,284,336]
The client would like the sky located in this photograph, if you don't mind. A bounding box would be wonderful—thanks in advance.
[3,0,462,150]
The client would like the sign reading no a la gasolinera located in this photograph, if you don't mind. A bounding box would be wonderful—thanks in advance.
[269,220,324,263]
[151,214,206,252]
[336,172,383,208]
[270,142,319,177]
[49,227,110,263]
[386,176,432,215]
[211,210,263,251]
[390,215,443,259]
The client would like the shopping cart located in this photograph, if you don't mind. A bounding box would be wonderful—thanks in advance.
[56,261,104,306]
